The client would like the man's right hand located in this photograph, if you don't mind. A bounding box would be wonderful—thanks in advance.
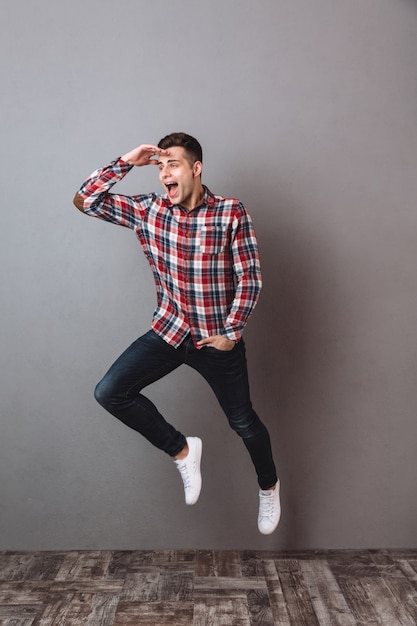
[121,144,169,167]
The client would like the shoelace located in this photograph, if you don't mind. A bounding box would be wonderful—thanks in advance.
[259,492,276,520]
[176,461,192,490]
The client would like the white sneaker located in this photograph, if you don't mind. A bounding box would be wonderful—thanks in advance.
[258,481,281,535]
[174,437,202,505]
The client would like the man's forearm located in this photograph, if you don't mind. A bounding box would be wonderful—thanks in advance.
[222,264,262,342]
[73,158,133,215]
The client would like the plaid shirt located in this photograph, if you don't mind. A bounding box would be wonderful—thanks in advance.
[76,158,262,348]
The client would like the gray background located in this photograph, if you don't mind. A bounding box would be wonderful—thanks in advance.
[1,0,416,550]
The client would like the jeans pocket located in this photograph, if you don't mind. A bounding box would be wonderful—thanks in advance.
[207,344,236,354]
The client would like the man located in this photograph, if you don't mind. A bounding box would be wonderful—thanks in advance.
[73,132,280,534]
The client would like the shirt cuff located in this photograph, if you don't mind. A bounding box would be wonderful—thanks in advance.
[113,156,134,170]
[221,327,241,343]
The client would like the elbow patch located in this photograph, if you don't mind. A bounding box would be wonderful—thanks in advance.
[73,192,85,212]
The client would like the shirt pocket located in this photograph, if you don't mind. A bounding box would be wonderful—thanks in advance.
[198,226,227,254]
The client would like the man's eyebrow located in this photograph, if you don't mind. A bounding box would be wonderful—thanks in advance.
[157,158,180,165]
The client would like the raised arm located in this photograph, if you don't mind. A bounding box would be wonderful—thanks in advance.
[73,144,169,227]
[120,144,169,167]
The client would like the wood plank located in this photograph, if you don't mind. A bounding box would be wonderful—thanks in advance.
[0,554,37,582]
[48,580,123,594]
[262,558,291,625]
[337,577,381,625]
[158,570,194,601]
[194,576,267,591]
[34,593,99,626]
[276,559,320,626]
[369,550,405,577]
[2,617,36,626]
[54,552,81,582]
[381,575,417,623]
[84,592,120,626]
[0,604,39,619]
[0,552,66,582]
[195,550,216,576]
[193,597,251,626]
[361,577,417,626]
[386,550,417,560]
[398,559,417,583]
[404,560,417,578]
[213,551,242,577]
[0,581,51,604]
[327,550,380,578]
[194,590,248,600]
[23,553,66,582]
[246,588,275,626]
[113,601,193,626]
[121,571,160,601]
[54,551,113,581]
[106,551,138,578]
[240,551,267,577]
[299,559,357,625]
[112,550,154,574]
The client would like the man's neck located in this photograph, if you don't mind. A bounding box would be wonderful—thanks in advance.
[183,183,205,212]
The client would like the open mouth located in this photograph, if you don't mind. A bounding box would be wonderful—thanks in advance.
[166,182,178,198]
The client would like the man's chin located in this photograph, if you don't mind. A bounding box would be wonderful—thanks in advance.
[169,192,182,204]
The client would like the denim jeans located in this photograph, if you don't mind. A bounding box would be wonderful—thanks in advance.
[94,330,277,489]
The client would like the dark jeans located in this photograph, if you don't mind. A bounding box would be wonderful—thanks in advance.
[94,330,277,489]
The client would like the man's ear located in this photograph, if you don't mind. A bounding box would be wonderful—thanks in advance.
[193,161,202,177]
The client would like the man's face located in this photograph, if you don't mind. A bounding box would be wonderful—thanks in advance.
[158,146,201,208]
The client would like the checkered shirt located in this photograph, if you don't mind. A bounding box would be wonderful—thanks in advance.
[76,158,262,347]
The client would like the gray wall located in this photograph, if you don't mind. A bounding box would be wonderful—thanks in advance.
[1,0,416,550]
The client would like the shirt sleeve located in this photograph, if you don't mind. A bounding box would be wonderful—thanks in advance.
[74,157,144,229]
[221,205,263,341]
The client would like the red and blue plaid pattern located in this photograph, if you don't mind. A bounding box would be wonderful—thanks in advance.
[77,158,262,347]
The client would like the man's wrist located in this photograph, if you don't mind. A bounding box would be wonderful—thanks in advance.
[120,155,133,165]
[221,331,240,344]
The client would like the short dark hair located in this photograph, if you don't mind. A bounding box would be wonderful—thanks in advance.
[158,132,203,165]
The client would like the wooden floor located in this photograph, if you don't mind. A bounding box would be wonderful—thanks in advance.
[0,549,416,625]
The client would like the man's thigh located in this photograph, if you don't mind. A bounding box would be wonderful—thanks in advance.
[99,329,183,394]
[188,341,252,415]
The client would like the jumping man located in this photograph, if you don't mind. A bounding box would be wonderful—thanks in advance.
[73,132,281,534]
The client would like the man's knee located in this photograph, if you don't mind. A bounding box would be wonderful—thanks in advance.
[94,377,112,408]
[228,409,260,438]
